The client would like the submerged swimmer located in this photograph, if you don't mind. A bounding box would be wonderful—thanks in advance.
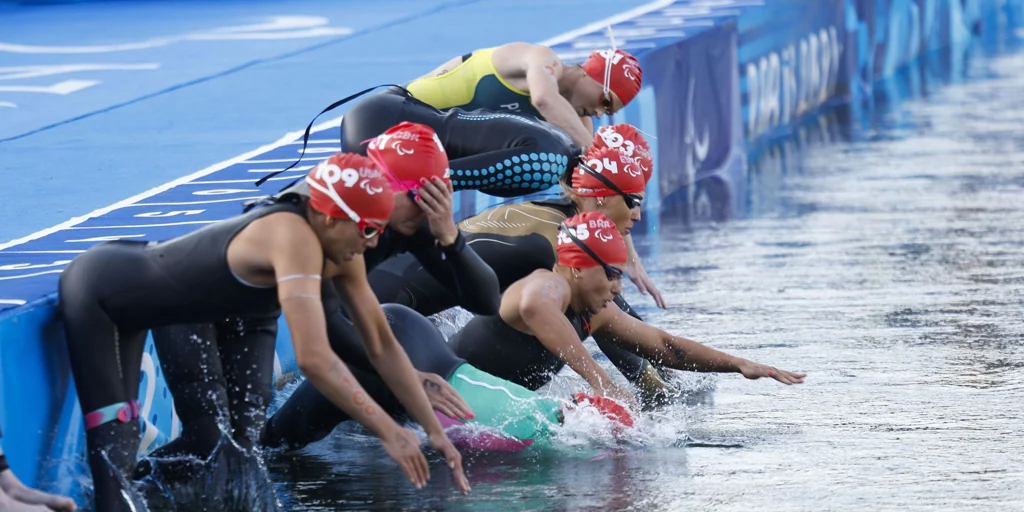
[262,302,631,453]
[58,152,467,511]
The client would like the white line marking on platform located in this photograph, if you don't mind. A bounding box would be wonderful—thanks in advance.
[0,115,344,251]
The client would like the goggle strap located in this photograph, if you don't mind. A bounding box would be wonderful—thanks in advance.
[579,161,628,198]
[560,223,619,274]
[603,27,616,98]
[305,177,363,223]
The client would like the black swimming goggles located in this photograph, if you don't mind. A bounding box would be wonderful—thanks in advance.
[577,161,643,210]
[559,222,624,282]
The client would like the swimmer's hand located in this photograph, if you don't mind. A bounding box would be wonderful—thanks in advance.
[0,465,77,510]
[738,361,806,385]
[380,427,430,491]
[595,383,639,411]
[420,371,475,421]
[427,432,471,495]
[416,177,459,246]
[625,252,666,309]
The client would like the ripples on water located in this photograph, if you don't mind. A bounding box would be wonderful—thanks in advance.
[268,46,1024,510]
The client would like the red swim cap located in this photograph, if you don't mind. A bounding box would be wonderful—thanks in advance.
[581,49,643,107]
[571,393,635,428]
[571,146,645,197]
[366,122,450,192]
[593,124,653,184]
[306,153,394,223]
[556,212,628,269]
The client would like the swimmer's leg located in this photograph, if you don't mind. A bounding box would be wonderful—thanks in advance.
[341,88,574,197]
[59,279,147,512]
[263,304,463,449]
[262,365,402,450]
[381,304,465,377]
[340,89,438,154]
[147,323,230,464]
[217,312,279,450]
[440,113,576,197]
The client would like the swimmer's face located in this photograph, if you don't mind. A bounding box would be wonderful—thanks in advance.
[568,74,623,119]
[388,191,425,236]
[594,195,636,235]
[319,217,384,263]
[576,263,624,314]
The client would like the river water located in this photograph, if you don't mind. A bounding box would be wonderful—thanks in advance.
[267,43,1024,511]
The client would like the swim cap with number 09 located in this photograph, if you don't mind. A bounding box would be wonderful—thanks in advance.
[306,152,394,222]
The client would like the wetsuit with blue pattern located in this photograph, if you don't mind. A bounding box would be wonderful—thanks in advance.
[339,88,578,197]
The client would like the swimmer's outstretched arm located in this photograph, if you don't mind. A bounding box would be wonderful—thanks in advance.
[589,306,806,385]
[512,273,637,408]
[333,257,471,495]
[269,217,433,490]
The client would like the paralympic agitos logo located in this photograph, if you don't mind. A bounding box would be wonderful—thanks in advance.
[312,160,385,195]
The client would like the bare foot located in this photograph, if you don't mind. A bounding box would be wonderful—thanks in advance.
[0,490,51,512]
[0,471,76,511]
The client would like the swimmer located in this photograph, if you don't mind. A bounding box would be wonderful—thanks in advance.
[260,303,630,452]
[263,44,641,198]
[150,123,497,476]
[449,212,807,406]
[59,152,468,511]
[261,303,584,453]
[406,43,642,148]
[373,135,677,407]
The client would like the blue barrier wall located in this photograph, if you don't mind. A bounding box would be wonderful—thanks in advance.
[0,0,1022,495]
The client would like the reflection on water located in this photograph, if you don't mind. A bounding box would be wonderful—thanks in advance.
[269,44,1024,510]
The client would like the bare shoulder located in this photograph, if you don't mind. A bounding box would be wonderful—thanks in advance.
[493,43,556,71]
[260,211,318,248]
[523,269,570,304]
[496,42,544,54]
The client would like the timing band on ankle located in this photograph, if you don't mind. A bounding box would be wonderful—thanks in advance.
[84,400,140,430]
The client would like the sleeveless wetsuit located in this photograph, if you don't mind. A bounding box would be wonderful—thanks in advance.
[153,185,500,458]
[405,48,542,119]
[339,89,576,197]
[448,301,592,391]
[369,197,662,386]
[58,199,302,512]
[262,304,561,450]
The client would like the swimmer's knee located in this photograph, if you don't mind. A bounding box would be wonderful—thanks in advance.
[381,303,422,322]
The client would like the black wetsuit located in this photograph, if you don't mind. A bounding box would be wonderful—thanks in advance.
[340,88,578,197]
[58,198,303,512]
[448,301,592,391]
[260,215,500,449]
[370,197,660,386]
[262,304,467,449]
